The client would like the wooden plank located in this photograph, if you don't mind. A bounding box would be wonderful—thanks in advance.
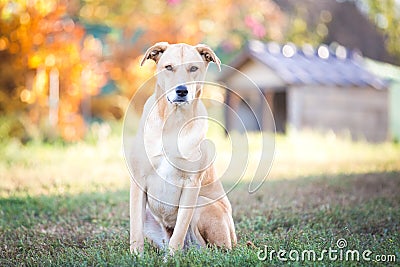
[288,85,389,142]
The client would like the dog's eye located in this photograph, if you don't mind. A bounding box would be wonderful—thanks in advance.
[165,65,173,71]
[189,66,198,72]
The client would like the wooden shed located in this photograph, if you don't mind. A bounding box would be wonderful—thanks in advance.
[219,40,389,142]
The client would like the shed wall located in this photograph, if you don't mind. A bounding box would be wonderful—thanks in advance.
[288,86,388,142]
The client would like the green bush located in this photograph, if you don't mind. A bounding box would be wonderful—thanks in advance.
[0,115,29,143]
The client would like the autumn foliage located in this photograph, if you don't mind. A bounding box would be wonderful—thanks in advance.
[0,0,288,142]
[1,0,400,142]
[1,0,107,141]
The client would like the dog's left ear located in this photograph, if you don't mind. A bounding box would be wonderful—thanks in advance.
[140,42,169,66]
[195,44,221,71]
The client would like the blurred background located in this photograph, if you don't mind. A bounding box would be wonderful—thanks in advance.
[1,0,400,195]
[0,0,399,143]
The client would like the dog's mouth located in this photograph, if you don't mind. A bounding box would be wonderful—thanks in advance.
[167,96,190,105]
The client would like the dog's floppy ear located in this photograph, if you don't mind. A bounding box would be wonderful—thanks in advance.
[195,44,221,71]
[140,42,169,66]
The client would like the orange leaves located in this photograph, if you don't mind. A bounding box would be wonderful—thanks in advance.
[0,37,9,50]
[0,0,289,141]
[0,0,108,141]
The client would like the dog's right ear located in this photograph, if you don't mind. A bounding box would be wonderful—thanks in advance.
[140,42,169,66]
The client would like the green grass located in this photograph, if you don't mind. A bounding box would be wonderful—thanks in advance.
[1,129,399,266]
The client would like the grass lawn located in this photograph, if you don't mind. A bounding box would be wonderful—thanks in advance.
[0,130,399,266]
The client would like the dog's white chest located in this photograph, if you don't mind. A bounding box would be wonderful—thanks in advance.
[157,157,177,179]
[146,158,185,227]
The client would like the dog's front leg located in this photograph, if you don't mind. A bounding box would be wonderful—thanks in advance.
[130,181,146,254]
[168,180,200,254]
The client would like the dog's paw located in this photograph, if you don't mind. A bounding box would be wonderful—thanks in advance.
[168,242,180,256]
[168,247,175,257]
[130,241,144,255]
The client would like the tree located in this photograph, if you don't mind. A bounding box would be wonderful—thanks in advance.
[361,0,400,63]
[0,0,287,141]
[0,0,106,141]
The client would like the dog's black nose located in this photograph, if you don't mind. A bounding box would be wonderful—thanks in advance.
[175,85,188,97]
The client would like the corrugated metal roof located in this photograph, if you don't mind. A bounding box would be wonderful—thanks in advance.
[228,40,387,89]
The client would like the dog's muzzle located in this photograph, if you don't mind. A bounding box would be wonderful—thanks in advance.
[168,85,189,104]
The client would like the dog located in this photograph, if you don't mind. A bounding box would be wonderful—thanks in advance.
[129,42,237,255]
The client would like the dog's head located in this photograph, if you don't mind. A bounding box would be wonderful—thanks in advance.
[140,42,221,105]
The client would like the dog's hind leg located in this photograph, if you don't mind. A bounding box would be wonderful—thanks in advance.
[143,208,169,249]
[192,197,236,249]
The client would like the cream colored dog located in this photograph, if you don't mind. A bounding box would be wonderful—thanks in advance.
[129,42,236,255]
